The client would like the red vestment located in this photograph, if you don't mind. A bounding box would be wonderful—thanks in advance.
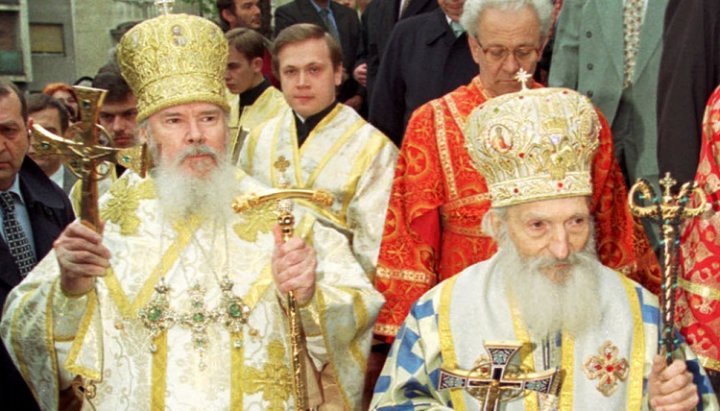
[677,85,720,373]
[374,77,661,337]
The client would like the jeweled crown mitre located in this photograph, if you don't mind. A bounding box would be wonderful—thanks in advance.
[116,13,229,122]
[464,75,601,208]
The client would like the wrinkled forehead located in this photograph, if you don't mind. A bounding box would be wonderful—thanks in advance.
[476,6,543,46]
[507,196,592,220]
[0,92,24,123]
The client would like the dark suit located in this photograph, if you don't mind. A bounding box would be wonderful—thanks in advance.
[274,0,362,102]
[656,0,720,184]
[1,158,75,411]
[368,8,476,146]
[357,0,438,100]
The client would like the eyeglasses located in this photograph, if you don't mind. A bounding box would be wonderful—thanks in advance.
[477,42,541,64]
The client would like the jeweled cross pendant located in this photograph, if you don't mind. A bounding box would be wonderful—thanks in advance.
[439,341,562,411]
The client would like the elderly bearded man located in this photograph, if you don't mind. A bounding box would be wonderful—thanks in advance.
[371,82,718,410]
[0,12,382,410]
[373,0,661,340]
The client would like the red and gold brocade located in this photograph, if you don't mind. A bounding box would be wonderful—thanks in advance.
[374,77,661,338]
[677,85,720,373]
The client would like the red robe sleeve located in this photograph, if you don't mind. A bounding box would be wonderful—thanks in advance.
[591,111,662,294]
[373,102,447,338]
[676,85,720,372]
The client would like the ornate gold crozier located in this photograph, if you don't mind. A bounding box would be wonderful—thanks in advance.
[31,86,150,230]
[628,173,709,364]
[439,341,562,411]
[233,188,333,411]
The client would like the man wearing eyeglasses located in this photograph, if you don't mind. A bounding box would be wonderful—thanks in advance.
[368,0,476,146]
[373,0,661,343]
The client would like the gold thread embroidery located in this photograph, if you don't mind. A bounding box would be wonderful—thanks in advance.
[100,178,156,236]
[509,299,539,411]
[559,334,575,409]
[233,201,278,242]
[439,193,492,212]
[698,354,720,372]
[438,276,465,410]
[305,119,366,189]
[679,277,720,301]
[432,100,459,199]
[242,339,293,410]
[372,323,400,337]
[151,332,168,410]
[64,289,101,381]
[375,266,434,285]
[103,217,202,318]
[618,273,645,410]
[11,288,41,400]
[231,332,245,408]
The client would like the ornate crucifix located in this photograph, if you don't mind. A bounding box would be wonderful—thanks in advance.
[233,188,333,410]
[439,341,562,411]
[31,86,149,230]
[628,173,709,364]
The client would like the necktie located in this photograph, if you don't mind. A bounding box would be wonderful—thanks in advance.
[399,0,412,19]
[450,21,465,38]
[0,192,36,276]
[319,8,340,41]
[623,0,644,88]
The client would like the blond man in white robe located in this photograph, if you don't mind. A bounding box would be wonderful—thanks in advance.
[240,23,398,277]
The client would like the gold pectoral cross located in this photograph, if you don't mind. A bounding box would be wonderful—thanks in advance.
[31,86,151,230]
[438,341,562,411]
[232,188,333,411]
[628,172,709,363]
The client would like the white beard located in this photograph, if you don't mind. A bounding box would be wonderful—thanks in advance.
[152,144,238,223]
[494,226,603,340]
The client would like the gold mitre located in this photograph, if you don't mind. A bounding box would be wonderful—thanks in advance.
[116,12,229,122]
[464,72,601,208]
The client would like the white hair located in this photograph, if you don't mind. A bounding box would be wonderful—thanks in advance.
[488,207,602,339]
[138,117,238,222]
[460,0,554,40]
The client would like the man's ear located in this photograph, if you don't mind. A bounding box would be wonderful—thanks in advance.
[334,64,343,87]
[26,118,34,138]
[489,211,503,238]
[251,56,264,74]
[468,34,482,65]
[221,9,237,27]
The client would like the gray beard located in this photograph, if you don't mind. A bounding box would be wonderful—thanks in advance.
[494,227,603,340]
[153,146,238,223]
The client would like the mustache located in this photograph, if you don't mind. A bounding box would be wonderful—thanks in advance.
[174,144,220,164]
[527,253,582,270]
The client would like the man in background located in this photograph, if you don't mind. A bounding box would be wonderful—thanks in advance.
[0,80,74,411]
[27,94,76,194]
[225,27,287,159]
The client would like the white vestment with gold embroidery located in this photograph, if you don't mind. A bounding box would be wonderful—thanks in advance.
[370,254,719,410]
[239,103,398,276]
[227,86,288,156]
[1,170,383,411]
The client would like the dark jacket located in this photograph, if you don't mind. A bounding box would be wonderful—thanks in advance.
[274,0,362,102]
[357,0,438,100]
[1,158,75,411]
[656,0,720,183]
[368,8,476,146]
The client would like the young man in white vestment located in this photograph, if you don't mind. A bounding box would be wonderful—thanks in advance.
[370,80,719,410]
[239,23,398,277]
[0,11,383,411]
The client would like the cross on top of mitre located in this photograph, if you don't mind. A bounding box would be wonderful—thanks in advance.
[155,0,175,15]
[514,68,532,91]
